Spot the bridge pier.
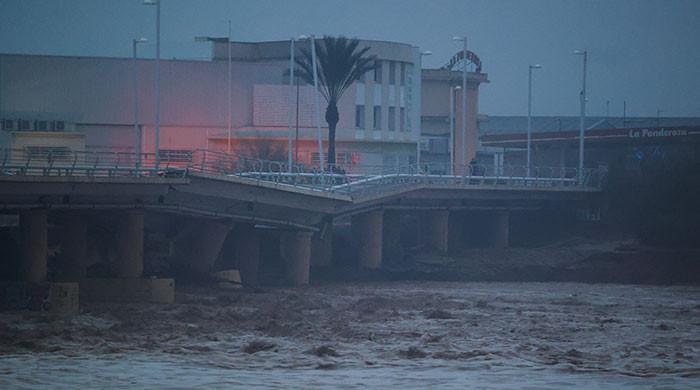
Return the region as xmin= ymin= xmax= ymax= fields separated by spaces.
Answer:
xmin=490 ymin=211 xmax=510 ymax=248
xmin=422 ymin=210 xmax=450 ymax=253
xmin=280 ymin=231 xmax=313 ymax=286
xmin=60 ymin=216 xmax=88 ymax=281
xmin=234 ymin=224 xmax=260 ymax=287
xmin=352 ymin=210 xmax=383 ymax=270
xmin=311 ymin=221 xmax=333 ymax=267
xmin=172 ymin=219 xmax=232 ymax=276
xmin=20 ymin=209 xmax=47 ymax=283
xmin=114 ymin=211 xmax=144 ymax=278
xmin=382 ymin=210 xmax=402 ymax=266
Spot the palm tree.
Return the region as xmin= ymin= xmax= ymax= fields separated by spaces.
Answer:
xmin=295 ymin=36 xmax=376 ymax=169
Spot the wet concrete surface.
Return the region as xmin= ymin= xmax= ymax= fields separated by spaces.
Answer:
xmin=1 ymin=281 xmax=699 ymax=388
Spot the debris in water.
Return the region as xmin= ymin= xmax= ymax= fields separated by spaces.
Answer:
xmin=399 ymin=346 xmax=428 ymax=359
xmin=243 ymin=340 xmax=276 ymax=354
xmin=310 ymin=345 xmax=340 ymax=357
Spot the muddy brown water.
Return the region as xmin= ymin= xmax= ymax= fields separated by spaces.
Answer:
xmin=1 ymin=281 xmax=699 ymax=389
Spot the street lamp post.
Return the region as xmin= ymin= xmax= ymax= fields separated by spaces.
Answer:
xmin=143 ymin=0 xmax=161 ymax=168
xmin=287 ymin=37 xmax=295 ymax=172
xmin=132 ymin=37 xmax=148 ymax=169
xmin=573 ymin=50 xmax=587 ymax=184
xmin=453 ymin=36 xmax=468 ymax=170
xmin=195 ymin=21 xmax=233 ymax=154
xmin=417 ymin=50 xmax=432 ymax=172
xmin=527 ymin=64 xmax=542 ymax=177
xmin=309 ymin=35 xmax=324 ymax=172
xmin=449 ymin=85 xmax=461 ymax=175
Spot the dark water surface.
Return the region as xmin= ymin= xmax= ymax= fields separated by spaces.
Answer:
xmin=1 ymin=282 xmax=699 ymax=389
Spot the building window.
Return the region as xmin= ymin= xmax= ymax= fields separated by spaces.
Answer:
xmin=400 ymin=63 xmax=406 ymax=86
xmin=355 ymin=105 xmax=365 ymax=129
xmin=400 ymin=107 xmax=405 ymax=132
xmin=19 ymin=120 xmax=31 ymax=131
xmin=388 ymin=107 xmax=396 ymax=131
xmin=35 ymin=120 xmax=48 ymax=131
xmin=373 ymin=106 xmax=381 ymax=130
xmin=374 ymin=60 xmax=382 ymax=83
xmin=389 ymin=62 xmax=396 ymax=85
xmin=1 ymin=119 xmax=14 ymax=131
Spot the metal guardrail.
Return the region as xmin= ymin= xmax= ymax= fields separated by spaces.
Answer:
xmin=0 ymin=148 xmax=605 ymax=196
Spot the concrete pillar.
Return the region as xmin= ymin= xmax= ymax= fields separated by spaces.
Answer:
xmin=61 ymin=216 xmax=88 ymax=281
xmin=352 ymin=210 xmax=383 ymax=270
xmin=310 ymin=222 xmax=333 ymax=267
xmin=234 ymin=224 xmax=260 ymax=287
xmin=382 ymin=210 xmax=401 ymax=266
xmin=114 ymin=211 xmax=144 ymax=279
xmin=492 ymin=211 xmax=510 ymax=248
xmin=172 ymin=219 xmax=231 ymax=275
xmin=20 ymin=209 xmax=47 ymax=283
xmin=280 ymin=231 xmax=312 ymax=286
xmin=425 ymin=210 xmax=449 ymax=252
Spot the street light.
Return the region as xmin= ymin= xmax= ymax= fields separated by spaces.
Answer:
xmin=195 ymin=20 xmax=233 ymax=154
xmin=453 ymin=36 xmax=468 ymax=170
xmin=143 ymin=0 xmax=161 ymax=168
xmin=307 ymin=35 xmax=324 ymax=172
xmin=286 ymin=36 xmax=299 ymax=172
xmin=573 ymin=50 xmax=587 ymax=184
xmin=449 ymin=85 xmax=461 ymax=175
xmin=417 ymin=50 xmax=432 ymax=171
xmin=527 ymin=64 xmax=542 ymax=177
xmin=132 ymin=37 xmax=148 ymax=168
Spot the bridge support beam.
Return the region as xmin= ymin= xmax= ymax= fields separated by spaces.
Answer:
xmin=234 ymin=224 xmax=260 ymax=287
xmin=61 ymin=216 xmax=88 ymax=281
xmin=20 ymin=209 xmax=47 ymax=283
xmin=382 ymin=210 xmax=402 ymax=266
xmin=353 ymin=210 xmax=383 ymax=270
xmin=172 ymin=219 xmax=232 ymax=276
xmin=114 ymin=211 xmax=144 ymax=278
xmin=422 ymin=210 xmax=450 ymax=253
xmin=281 ymin=231 xmax=313 ymax=286
xmin=311 ymin=221 xmax=333 ymax=267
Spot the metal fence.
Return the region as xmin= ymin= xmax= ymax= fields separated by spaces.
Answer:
xmin=0 ymin=148 xmax=605 ymax=195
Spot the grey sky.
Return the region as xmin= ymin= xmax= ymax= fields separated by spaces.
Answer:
xmin=1 ymin=0 xmax=699 ymax=117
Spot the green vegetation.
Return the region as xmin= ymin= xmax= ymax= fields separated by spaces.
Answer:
xmin=295 ymin=36 xmax=376 ymax=168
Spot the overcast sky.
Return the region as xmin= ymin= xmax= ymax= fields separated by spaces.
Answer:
xmin=1 ymin=0 xmax=699 ymax=117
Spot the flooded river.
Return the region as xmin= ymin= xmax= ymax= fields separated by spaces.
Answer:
xmin=1 ymin=282 xmax=699 ymax=389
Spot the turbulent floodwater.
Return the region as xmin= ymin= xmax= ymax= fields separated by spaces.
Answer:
xmin=1 ymin=282 xmax=699 ymax=389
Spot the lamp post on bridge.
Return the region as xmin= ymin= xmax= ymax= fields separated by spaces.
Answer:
xmin=453 ymin=36 xmax=468 ymax=170
xmin=526 ymin=64 xmax=542 ymax=177
xmin=416 ymin=50 xmax=432 ymax=172
xmin=143 ymin=0 xmax=161 ymax=168
xmin=573 ymin=49 xmax=588 ymax=184
xmin=195 ymin=20 xmax=233 ymax=154
xmin=449 ymin=85 xmax=461 ymax=175
xmin=132 ymin=37 xmax=148 ymax=169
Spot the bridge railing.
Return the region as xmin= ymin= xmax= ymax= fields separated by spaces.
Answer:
xmin=0 ymin=147 xmax=605 ymax=194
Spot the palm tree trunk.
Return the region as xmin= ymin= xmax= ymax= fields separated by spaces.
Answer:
xmin=325 ymin=100 xmax=339 ymax=170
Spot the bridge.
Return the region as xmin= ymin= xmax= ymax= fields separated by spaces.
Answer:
xmin=0 ymin=148 xmax=604 ymax=305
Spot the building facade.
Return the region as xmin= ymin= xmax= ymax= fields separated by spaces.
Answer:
xmin=479 ymin=116 xmax=700 ymax=171
xmin=0 ymin=39 xmax=425 ymax=172
xmin=420 ymin=51 xmax=488 ymax=174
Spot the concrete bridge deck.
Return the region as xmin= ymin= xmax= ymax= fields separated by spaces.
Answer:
xmin=0 ymin=148 xmax=605 ymax=304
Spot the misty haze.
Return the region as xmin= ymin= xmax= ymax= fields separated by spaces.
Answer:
xmin=0 ymin=0 xmax=699 ymax=389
